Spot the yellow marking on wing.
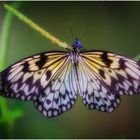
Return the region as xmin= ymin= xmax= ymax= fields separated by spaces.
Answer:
xmin=30 ymin=58 xmax=40 ymax=63
xmin=82 ymin=58 xmax=112 ymax=85
xmin=108 ymin=57 xmax=119 ymax=68
xmin=81 ymin=54 xmax=102 ymax=58
xmin=48 ymin=58 xmax=68 ymax=75
xmin=43 ymin=56 xmax=64 ymax=68
xmin=88 ymin=57 xmax=106 ymax=66
xmin=29 ymin=65 xmax=40 ymax=71
xmin=83 ymin=60 xmax=101 ymax=77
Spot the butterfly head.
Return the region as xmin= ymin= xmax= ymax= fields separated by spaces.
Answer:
xmin=72 ymin=38 xmax=82 ymax=51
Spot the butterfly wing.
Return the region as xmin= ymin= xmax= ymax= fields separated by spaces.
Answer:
xmin=0 ymin=51 xmax=72 ymax=101
xmin=34 ymin=54 xmax=78 ymax=117
xmin=78 ymin=51 xmax=140 ymax=112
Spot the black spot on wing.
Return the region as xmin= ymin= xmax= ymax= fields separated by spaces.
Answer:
xmin=99 ymin=69 xmax=106 ymax=79
xmin=23 ymin=62 xmax=30 ymax=72
xmin=101 ymin=52 xmax=113 ymax=66
xmin=36 ymin=54 xmax=47 ymax=69
xmin=119 ymin=58 xmax=125 ymax=69
xmin=46 ymin=70 xmax=52 ymax=80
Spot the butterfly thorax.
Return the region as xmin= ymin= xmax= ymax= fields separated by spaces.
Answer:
xmin=70 ymin=38 xmax=81 ymax=55
xmin=72 ymin=38 xmax=82 ymax=51
xmin=70 ymin=38 xmax=82 ymax=63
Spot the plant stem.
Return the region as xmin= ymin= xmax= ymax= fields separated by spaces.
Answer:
xmin=4 ymin=4 xmax=69 ymax=50
xmin=0 ymin=3 xmax=20 ymax=71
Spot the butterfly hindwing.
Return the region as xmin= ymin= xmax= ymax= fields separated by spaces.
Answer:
xmin=0 ymin=51 xmax=69 ymax=101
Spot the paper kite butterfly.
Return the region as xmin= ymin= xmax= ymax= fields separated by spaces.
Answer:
xmin=0 ymin=38 xmax=140 ymax=118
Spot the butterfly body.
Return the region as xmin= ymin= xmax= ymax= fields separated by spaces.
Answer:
xmin=73 ymin=38 xmax=83 ymax=50
xmin=0 ymin=39 xmax=140 ymax=117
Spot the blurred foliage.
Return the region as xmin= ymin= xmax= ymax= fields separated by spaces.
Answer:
xmin=0 ymin=2 xmax=23 ymax=138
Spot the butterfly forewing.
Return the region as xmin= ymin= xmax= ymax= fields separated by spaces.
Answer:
xmin=0 ymin=52 xmax=70 ymax=101
xmin=80 ymin=51 xmax=140 ymax=95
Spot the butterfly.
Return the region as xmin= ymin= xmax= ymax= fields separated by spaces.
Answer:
xmin=0 ymin=38 xmax=140 ymax=117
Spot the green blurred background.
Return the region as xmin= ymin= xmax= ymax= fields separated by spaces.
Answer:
xmin=0 ymin=1 xmax=140 ymax=138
